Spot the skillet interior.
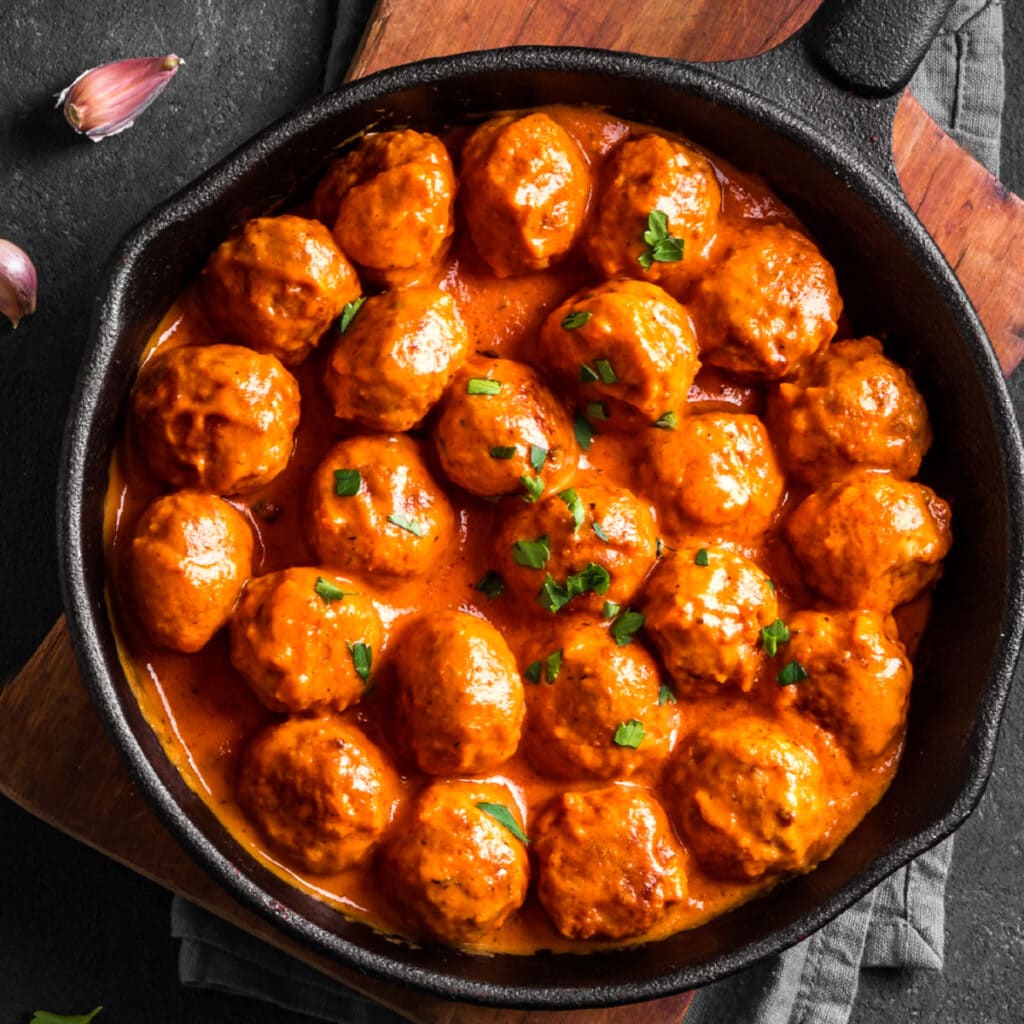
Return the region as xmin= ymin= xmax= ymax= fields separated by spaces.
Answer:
xmin=59 ymin=50 xmax=1024 ymax=1007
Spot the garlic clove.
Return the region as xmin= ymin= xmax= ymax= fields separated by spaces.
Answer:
xmin=0 ymin=240 xmax=38 ymax=329
xmin=57 ymin=55 xmax=183 ymax=142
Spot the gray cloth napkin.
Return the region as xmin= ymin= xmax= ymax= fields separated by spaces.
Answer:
xmin=172 ymin=2 xmax=1005 ymax=1021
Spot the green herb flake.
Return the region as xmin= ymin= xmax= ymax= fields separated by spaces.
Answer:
xmin=31 ymin=1012 xmax=103 ymax=1024
xmin=474 ymin=570 xmax=504 ymax=600
xmin=613 ymin=719 xmax=645 ymax=748
xmin=571 ymin=562 xmax=611 ymax=598
xmin=561 ymin=310 xmax=592 ymax=330
xmin=347 ymin=640 xmax=372 ymax=681
xmin=476 ymin=801 xmax=530 ymax=844
xmin=512 ymin=535 xmax=550 ymax=570
xmin=579 ymin=362 xmax=600 ymax=383
xmin=333 ymin=468 xmax=361 ymax=496
xmin=559 ymin=488 xmax=585 ymax=531
xmin=529 ymin=444 xmax=548 ymax=472
xmin=574 ymin=410 xmax=597 ymax=451
xmin=339 ymin=296 xmax=365 ymax=333
xmin=586 ymin=401 xmax=609 ymax=421
xmin=314 ymin=576 xmax=351 ymax=605
xmin=602 ymin=600 xmax=621 ymax=619
xmin=653 ymin=411 xmax=678 ymax=430
xmin=467 ymin=377 xmax=501 ymax=396
xmin=777 ymin=659 xmax=809 ymax=686
xmin=638 ymin=209 xmax=685 ymax=270
xmin=490 ymin=445 xmax=516 ymax=460
xmin=388 ymin=513 xmax=425 ymax=537
xmin=519 ymin=474 xmax=544 ymax=503
xmin=760 ymin=618 xmax=791 ymax=657
xmin=524 ymin=660 xmax=543 ymax=684
xmin=594 ymin=358 xmax=618 ymax=384
xmin=544 ymin=648 xmax=563 ymax=683
xmin=538 ymin=574 xmax=571 ymax=614
xmin=767 ymin=579 xmax=776 ymax=595
xmin=659 ymin=683 xmax=677 ymax=705
xmin=694 ymin=547 xmax=710 ymax=567
xmin=610 ymin=608 xmax=646 ymax=647
xmin=592 ymin=521 xmax=610 ymax=542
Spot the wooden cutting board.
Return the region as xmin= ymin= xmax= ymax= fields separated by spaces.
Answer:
xmin=2 ymin=2 xmax=1023 ymax=1022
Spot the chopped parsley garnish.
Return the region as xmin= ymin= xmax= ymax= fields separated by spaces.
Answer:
xmin=638 ymin=210 xmax=684 ymax=270
xmin=474 ymin=570 xmax=504 ymax=600
xmin=520 ymin=474 xmax=544 ymax=502
xmin=529 ymin=444 xmax=548 ymax=471
xmin=346 ymin=640 xmax=372 ymax=681
xmin=694 ymin=547 xmax=710 ymax=567
xmin=387 ymin=513 xmax=425 ymax=537
xmin=760 ymin=618 xmax=791 ymax=657
xmin=579 ymin=362 xmax=600 ymax=383
xmin=537 ymin=562 xmax=611 ymax=613
xmin=339 ymin=296 xmax=365 ymax=333
xmin=613 ymin=719 xmax=645 ymax=748
xmin=777 ymin=659 xmax=809 ymax=686
xmin=512 ymin=535 xmax=550 ymax=569
xmin=490 ymin=445 xmax=516 ymax=459
xmin=31 ymin=1012 xmax=104 ymax=1024
xmin=467 ymin=377 xmax=501 ymax=395
xmin=592 ymin=521 xmax=609 ymax=542
xmin=574 ymin=410 xmax=597 ymax=451
xmin=610 ymin=608 xmax=645 ymax=647
xmin=586 ymin=401 xmax=609 ymax=421
xmin=594 ymin=358 xmax=618 ymax=384
xmin=561 ymin=310 xmax=592 ymax=330
xmin=653 ymin=411 xmax=678 ymax=430
xmin=602 ymin=600 xmax=621 ymax=619
xmin=314 ymin=577 xmax=351 ymax=605
xmin=559 ymin=488 xmax=584 ymax=531
xmin=659 ymin=683 xmax=677 ymax=705
xmin=767 ymin=579 xmax=776 ymax=595
xmin=333 ymin=468 xmax=361 ymax=496
xmin=524 ymin=660 xmax=543 ymax=684
xmin=476 ymin=802 xmax=530 ymax=844
xmin=545 ymin=648 xmax=563 ymax=683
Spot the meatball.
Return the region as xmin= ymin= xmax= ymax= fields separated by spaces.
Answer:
xmin=585 ymin=133 xmax=721 ymax=294
xmin=229 ymin=567 xmax=384 ymax=714
xmin=667 ymin=717 xmax=830 ymax=879
xmin=533 ymin=785 xmax=687 ymax=940
xmin=311 ymin=129 xmax=455 ymax=286
xmin=201 ymin=215 xmax=360 ymax=366
xmin=780 ymin=610 xmax=912 ymax=764
xmin=765 ymin=336 xmax=932 ymax=484
xmin=323 ymin=287 xmax=470 ymax=432
xmin=238 ymin=716 xmax=397 ymax=875
xmin=645 ymin=412 xmax=783 ymax=536
xmin=308 ymin=434 xmax=456 ymax=579
xmin=460 ymin=112 xmax=589 ymax=277
xmin=433 ymin=358 xmax=578 ymax=498
xmin=642 ymin=545 xmax=778 ymax=694
xmin=519 ymin=619 xmax=677 ymax=781
xmin=394 ymin=610 xmax=525 ymax=775
xmin=694 ymin=222 xmax=841 ymax=380
xmin=785 ymin=468 xmax=952 ymax=610
xmin=130 ymin=490 xmax=253 ymax=653
xmin=379 ymin=781 xmax=530 ymax=944
xmin=130 ymin=343 xmax=300 ymax=495
xmin=538 ymin=278 xmax=700 ymax=422
xmin=496 ymin=485 xmax=658 ymax=615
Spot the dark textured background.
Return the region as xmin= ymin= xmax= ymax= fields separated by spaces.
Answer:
xmin=1 ymin=2 xmax=1021 ymax=1022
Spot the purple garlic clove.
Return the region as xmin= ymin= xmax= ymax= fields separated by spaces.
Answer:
xmin=0 ymin=240 xmax=38 ymax=329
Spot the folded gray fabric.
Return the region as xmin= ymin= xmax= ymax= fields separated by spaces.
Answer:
xmin=173 ymin=3 xmax=1005 ymax=1022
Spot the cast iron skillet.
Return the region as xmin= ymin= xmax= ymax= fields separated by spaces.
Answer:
xmin=58 ymin=0 xmax=1024 ymax=1009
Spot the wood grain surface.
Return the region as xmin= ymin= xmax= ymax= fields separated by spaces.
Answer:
xmin=2 ymin=1 xmax=1022 ymax=1021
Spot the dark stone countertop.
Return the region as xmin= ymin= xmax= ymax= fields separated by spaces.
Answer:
xmin=1 ymin=2 xmax=1021 ymax=1022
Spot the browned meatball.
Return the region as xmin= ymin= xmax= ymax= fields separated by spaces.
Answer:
xmin=667 ymin=717 xmax=831 ymax=880
xmin=201 ymin=215 xmax=361 ymax=366
xmin=432 ymin=358 xmax=577 ymax=498
xmin=308 ymin=434 xmax=456 ymax=580
xmin=496 ymin=485 xmax=658 ymax=615
xmin=779 ymin=610 xmax=912 ymax=764
xmin=460 ymin=112 xmax=589 ymax=277
xmin=312 ymin=129 xmax=455 ymax=286
xmin=642 ymin=545 xmax=778 ymax=695
xmin=519 ymin=619 xmax=677 ymax=781
xmin=394 ymin=610 xmax=525 ymax=775
xmin=379 ymin=781 xmax=530 ymax=944
xmin=131 ymin=343 xmax=300 ymax=494
xmin=533 ymin=785 xmax=687 ymax=940
xmin=785 ymin=469 xmax=952 ymax=611
xmin=694 ymin=223 xmax=842 ymax=380
xmin=539 ymin=278 xmax=700 ymax=422
xmin=765 ymin=336 xmax=932 ymax=484
xmin=229 ymin=567 xmax=383 ymax=714
xmin=644 ymin=412 xmax=783 ymax=536
xmin=324 ymin=287 xmax=469 ymax=432
xmin=585 ymin=133 xmax=721 ymax=294
xmin=130 ymin=490 xmax=253 ymax=653
xmin=238 ymin=716 xmax=397 ymax=875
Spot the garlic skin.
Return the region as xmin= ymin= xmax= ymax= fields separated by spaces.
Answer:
xmin=57 ymin=55 xmax=182 ymax=141
xmin=0 ymin=240 xmax=37 ymax=329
